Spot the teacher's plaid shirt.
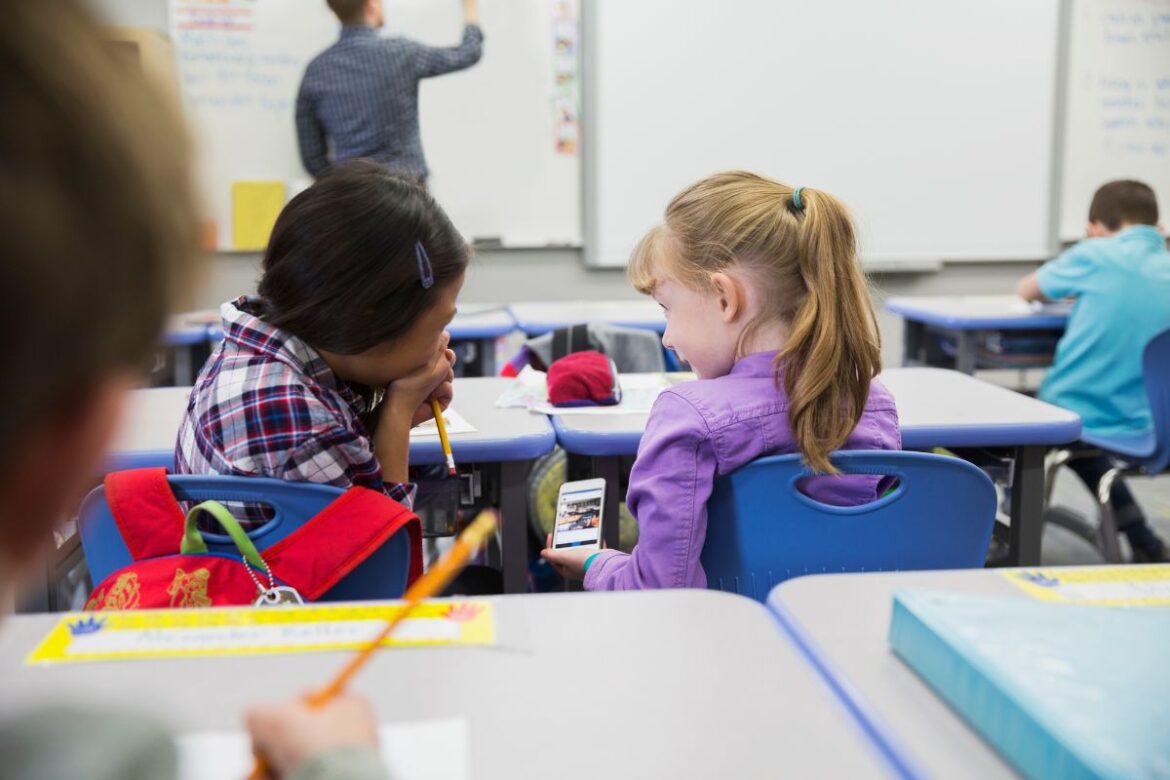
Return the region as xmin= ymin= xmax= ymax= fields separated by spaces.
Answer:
xmin=175 ymin=297 xmax=414 ymax=529
xmin=296 ymin=24 xmax=484 ymax=180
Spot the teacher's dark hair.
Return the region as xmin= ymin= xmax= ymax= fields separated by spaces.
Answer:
xmin=327 ymin=0 xmax=366 ymax=24
xmin=258 ymin=160 xmax=470 ymax=354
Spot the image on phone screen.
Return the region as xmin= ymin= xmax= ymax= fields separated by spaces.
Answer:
xmin=554 ymin=486 xmax=603 ymax=549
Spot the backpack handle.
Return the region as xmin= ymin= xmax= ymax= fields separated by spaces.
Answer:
xmin=181 ymin=500 xmax=267 ymax=570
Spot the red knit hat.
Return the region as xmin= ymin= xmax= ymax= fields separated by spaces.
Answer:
xmin=547 ymin=351 xmax=622 ymax=407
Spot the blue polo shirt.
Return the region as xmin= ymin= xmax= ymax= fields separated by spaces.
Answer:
xmin=1037 ymin=225 xmax=1170 ymax=438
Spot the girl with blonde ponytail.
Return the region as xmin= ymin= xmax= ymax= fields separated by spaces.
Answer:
xmin=543 ymin=171 xmax=901 ymax=590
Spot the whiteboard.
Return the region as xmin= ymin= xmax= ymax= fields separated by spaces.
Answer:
xmin=1060 ymin=0 xmax=1170 ymax=241
xmin=171 ymin=0 xmax=581 ymax=250
xmin=392 ymin=0 xmax=581 ymax=246
xmin=584 ymin=0 xmax=1062 ymax=268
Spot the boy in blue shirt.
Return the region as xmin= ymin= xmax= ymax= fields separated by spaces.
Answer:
xmin=1018 ymin=180 xmax=1170 ymax=562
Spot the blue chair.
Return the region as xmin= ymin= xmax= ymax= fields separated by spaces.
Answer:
xmin=701 ymin=450 xmax=997 ymax=602
xmin=1043 ymin=328 xmax=1170 ymax=562
xmin=78 ymin=475 xmax=413 ymax=601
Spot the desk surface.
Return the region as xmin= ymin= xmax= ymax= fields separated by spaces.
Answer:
xmin=885 ymin=295 xmax=1071 ymax=330
xmin=173 ymin=309 xmax=224 ymax=343
xmin=107 ymin=386 xmax=192 ymax=469
xmin=553 ymin=367 xmax=1082 ymax=455
xmin=162 ymin=314 xmax=214 ymax=347
xmin=767 ymin=567 xmax=1080 ymax=779
xmin=880 ymin=368 xmax=1080 ymax=448
xmin=189 ymin=306 xmax=516 ymax=345
xmin=409 ymin=377 xmax=554 ymax=465
xmin=509 ymin=300 xmax=666 ymax=336
xmin=109 ymin=378 xmax=555 ymax=471
xmin=0 ymin=591 xmax=895 ymax=779
xmin=448 ymin=304 xmax=516 ymax=340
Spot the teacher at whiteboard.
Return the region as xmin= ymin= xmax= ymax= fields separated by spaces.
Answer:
xmin=296 ymin=0 xmax=483 ymax=183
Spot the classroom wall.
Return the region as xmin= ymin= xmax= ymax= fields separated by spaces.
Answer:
xmin=88 ymin=0 xmax=1048 ymax=368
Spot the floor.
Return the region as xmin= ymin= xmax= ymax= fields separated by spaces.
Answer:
xmin=1040 ymin=466 xmax=1170 ymax=565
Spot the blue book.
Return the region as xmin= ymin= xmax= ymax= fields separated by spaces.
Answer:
xmin=888 ymin=590 xmax=1170 ymax=780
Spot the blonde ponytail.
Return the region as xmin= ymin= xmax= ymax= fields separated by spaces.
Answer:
xmin=779 ymin=188 xmax=882 ymax=474
xmin=628 ymin=171 xmax=882 ymax=475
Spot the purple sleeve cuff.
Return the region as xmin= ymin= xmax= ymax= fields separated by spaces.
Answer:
xmin=582 ymin=550 xmax=626 ymax=591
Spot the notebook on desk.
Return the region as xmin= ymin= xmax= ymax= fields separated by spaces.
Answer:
xmin=889 ymin=590 xmax=1170 ymax=780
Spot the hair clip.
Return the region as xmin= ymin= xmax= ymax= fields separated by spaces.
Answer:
xmin=791 ymin=186 xmax=806 ymax=212
xmin=415 ymin=240 xmax=434 ymax=289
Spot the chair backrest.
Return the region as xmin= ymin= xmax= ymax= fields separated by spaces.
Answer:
xmin=1141 ymin=328 xmax=1170 ymax=474
xmin=78 ymin=475 xmax=412 ymax=601
xmin=701 ymin=450 xmax=997 ymax=602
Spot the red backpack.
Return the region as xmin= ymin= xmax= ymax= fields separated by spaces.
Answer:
xmin=84 ymin=469 xmax=422 ymax=610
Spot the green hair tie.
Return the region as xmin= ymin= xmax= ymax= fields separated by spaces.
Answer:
xmin=791 ymin=186 xmax=806 ymax=211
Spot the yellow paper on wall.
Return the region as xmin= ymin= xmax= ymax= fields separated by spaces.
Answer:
xmin=231 ymin=181 xmax=285 ymax=251
xmin=26 ymin=601 xmax=495 ymax=665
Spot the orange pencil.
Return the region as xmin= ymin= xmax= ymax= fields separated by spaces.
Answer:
xmin=248 ymin=510 xmax=498 ymax=779
xmin=431 ymin=398 xmax=457 ymax=477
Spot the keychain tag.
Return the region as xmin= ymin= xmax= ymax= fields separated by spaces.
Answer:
xmin=254 ymin=586 xmax=305 ymax=607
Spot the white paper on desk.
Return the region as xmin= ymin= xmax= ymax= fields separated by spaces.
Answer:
xmin=1009 ymin=298 xmax=1074 ymax=315
xmin=410 ymin=408 xmax=476 ymax=438
xmin=529 ymin=373 xmax=672 ymax=416
xmin=1031 ymin=300 xmax=1073 ymax=315
xmin=176 ymin=717 xmax=470 ymax=780
xmin=494 ymin=365 xmax=548 ymax=409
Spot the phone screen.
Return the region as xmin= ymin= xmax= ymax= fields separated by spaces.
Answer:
xmin=554 ymin=485 xmax=604 ymax=549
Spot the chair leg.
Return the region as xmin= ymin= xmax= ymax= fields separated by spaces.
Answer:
xmin=1044 ymin=448 xmax=1074 ymax=506
xmin=1095 ymin=467 xmax=1125 ymax=563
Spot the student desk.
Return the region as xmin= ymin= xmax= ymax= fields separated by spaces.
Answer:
xmin=108 ymin=380 xmax=554 ymax=594
xmin=886 ymin=295 xmax=1070 ymax=375
xmin=106 ymin=386 xmax=193 ymax=471
xmin=767 ymin=567 xmax=1112 ymax=779
xmin=198 ymin=306 xmax=515 ymax=378
xmin=553 ymin=368 xmax=1081 ymax=566
xmin=0 ymin=591 xmax=904 ymax=779
xmin=448 ymin=304 xmax=516 ymax=376
xmin=161 ymin=314 xmax=217 ymax=386
xmin=509 ymin=300 xmax=665 ymax=337
xmin=408 ymin=378 xmax=556 ymax=593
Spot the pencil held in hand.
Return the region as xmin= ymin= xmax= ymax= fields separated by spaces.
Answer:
xmin=306 ymin=508 xmax=497 ymax=706
xmin=248 ymin=510 xmax=499 ymax=779
xmin=431 ymin=398 xmax=457 ymax=477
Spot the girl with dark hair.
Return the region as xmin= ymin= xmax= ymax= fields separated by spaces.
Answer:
xmin=176 ymin=160 xmax=469 ymax=523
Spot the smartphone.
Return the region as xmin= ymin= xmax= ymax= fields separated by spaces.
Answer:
xmin=552 ymin=478 xmax=606 ymax=550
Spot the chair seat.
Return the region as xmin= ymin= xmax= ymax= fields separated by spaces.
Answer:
xmin=1080 ymin=429 xmax=1157 ymax=461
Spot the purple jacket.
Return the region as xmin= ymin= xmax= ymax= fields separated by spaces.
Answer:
xmin=584 ymin=352 xmax=901 ymax=591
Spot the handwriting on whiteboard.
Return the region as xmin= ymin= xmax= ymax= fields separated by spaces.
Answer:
xmin=172 ymin=1 xmax=303 ymax=115
xmin=1088 ymin=1 xmax=1170 ymax=159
